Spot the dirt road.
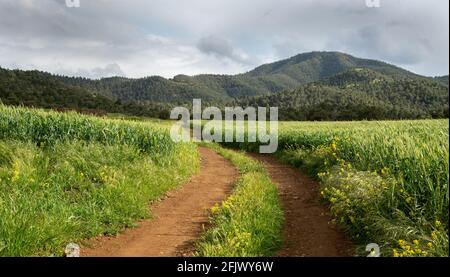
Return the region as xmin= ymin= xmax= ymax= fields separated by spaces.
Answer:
xmin=249 ymin=153 xmax=353 ymax=257
xmin=82 ymin=146 xmax=352 ymax=257
xmin=82 ymin=147 xmax=238 ymax=257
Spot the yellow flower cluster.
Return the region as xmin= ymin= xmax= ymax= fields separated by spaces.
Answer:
xmin=319 ymin=162 xmax=390 ymax=240
xmin=431 ymin=230 xmax=441 ymax=240
xmin=11 ymin=162 xmax=20 ymax=182
xmin=331 ymin=142 xmax=337 ymax=152
xmin=228 ymin=227 xmax=252 ymax=250
xmin=11 ymin=168 xmax=20 ymax=182
xmin=99 ymin=170 xmax=116 ymax=184
xmin=380 ymin=167 xmax=390 ymax=175
xmin=210 ymin=203 xmax=220 ymax=214
xmin=393 ymin=239 xmax=431 ymax=257
xmin=210 ymin=195 xmax=236 ymax=214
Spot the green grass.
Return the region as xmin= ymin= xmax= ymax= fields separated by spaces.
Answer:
xmin=0 ymin=105 xmax=199 ymax=256
xmin=221 ymin=119 xmax=449 ymax=257
xmin=0 ymin=105 xmax=174 ymax=156
xmin=195 ymin=143 xmax=283 ymax=257
xmin=2 ymin=105 xmax=447 ymax=257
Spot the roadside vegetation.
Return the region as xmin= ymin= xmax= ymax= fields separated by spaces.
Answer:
xmin=222 ymin=119 xmax=449 ymax=257
xmin=196 ymin=143 xmax=283 ymax=257
xmin=0 ymin=105 xmax=199 ymax=256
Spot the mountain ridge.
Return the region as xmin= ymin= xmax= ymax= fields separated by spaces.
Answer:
xmin=50 ymin=51 xmax=443 ymax=103
xmin=1 ymin=51 xmax=448 ymax=120
xmin=238 ymin=67 xmax=449 ymax=120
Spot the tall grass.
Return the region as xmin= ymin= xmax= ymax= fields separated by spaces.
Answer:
xmin=0 ymin=105 xmax=174 ymax=156
xmin=221 ymin=119 xmax=449 ymax=256
xmin=278 ymin=120 xmax=449 ymax=223
xmin=0 ymin=105 xmax=199 ymax=256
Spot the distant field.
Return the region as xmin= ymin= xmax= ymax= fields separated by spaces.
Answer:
xmin=0 ymin=105 xmax=199 ymax=256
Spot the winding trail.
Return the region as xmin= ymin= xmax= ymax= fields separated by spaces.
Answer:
xmin=82 ymin=147 xmax=238 ymax=257
xmin=248 ymin=153 xmax=353 ymax=257
xmin=82 ymin=146 xmax=352 ymax=257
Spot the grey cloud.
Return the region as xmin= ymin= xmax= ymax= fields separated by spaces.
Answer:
xmin=197 ymin=35 xmax=251 ymax=64
xmin=266 ymin=0 xmax=448 ymax=76
xmin=0 ymin=0 xmax=448 ymax=78
xmin=198 ymin=36 xmax=234 ymax=59
xmin=57 ymin=63 xmax=125 ymax=79
xmin=86 ymin=63 xmax=125 ymax=79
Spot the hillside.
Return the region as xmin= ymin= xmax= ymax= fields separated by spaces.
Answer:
xmin=1 ymin=51 xmax=448 ymax=120
xmin=56 ymin=51 xmax=429 ymax=104
xmin=434 ymin=75 xmax=449 ymax=87
xmin=244 ymin=51 xmax=421 ymax=84
xmin=238 ymin=68 xmax=449 ymax=120
xmin=0 ymin=68 xmax=170 ymax=118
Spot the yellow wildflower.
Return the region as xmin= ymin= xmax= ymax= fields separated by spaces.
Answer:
xmin=431 ymin=231 xmax=439 ymax=240
xmin=393 ymin=250 xmax=399 ymax=257
xmin=11 ymin=170 xmax=19 ymax=182
xmin=331 ymin=143 xmax=337 ymax=151
xmin=210 ymin=203 xmax=219 ymax=214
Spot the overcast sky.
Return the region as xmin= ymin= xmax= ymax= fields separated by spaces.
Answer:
xmin=0 ymin=0 xmax=448 ymax=78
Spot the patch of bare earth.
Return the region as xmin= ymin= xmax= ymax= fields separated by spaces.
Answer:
xmin=82 ymin=147 xmax=238 ymax=257
xmin=249 ymin=153 xmax=354 ymax=257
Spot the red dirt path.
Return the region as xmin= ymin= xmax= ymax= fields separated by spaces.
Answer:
xmin=82 ymin=147 xmax=238 ymax=257
xmin=249 ymin=153 xmax=354 ymax=257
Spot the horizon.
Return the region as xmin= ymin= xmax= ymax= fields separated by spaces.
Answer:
xmin=0 ymin=0 xmax=448 ymax=79
xmin=1 ymin=50 xmax=448 ymax=81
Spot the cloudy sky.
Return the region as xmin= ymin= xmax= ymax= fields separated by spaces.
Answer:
xmin=0 ymin=0 xmax=448 ymax=78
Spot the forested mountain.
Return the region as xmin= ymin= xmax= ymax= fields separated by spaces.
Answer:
xmin=244 ymin=51 xmax=422 ymax=83
xmin=55 ymin=51 xmax=431 ymax=104
xmin=0 ymin=68 xmax=170 ymax=118
xmin=1 ymin=51 xmax=448 ymax=120
xmin=238 ymin=68 xmax=449 ymax=120
xmin=434 ymin=75 xmax=449 ymax=87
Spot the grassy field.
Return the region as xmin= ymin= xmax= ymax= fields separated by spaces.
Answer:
xmin=221 ymin=119 xmax=449 ymax=257
xmin=0 ymin=105 xmax=176 ymax=155
xmin=196 ymin=143 xmax=283 ymax=257
xmin=0 ymin=105 xmax=199 ymax=256
xmin=1 ymin=104 xmax=448 ymax=257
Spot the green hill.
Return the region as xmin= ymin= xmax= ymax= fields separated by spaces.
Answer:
xmin=0 ymin=68 xmax=170 ymax=118
xmin=239 ymin=68 xmax=449 ymax=120
xmin=56 ymin=51 xmax=428 ymax=104
xmin=245 ymin=51 xmax=421 ymax=83
xmin=434 ymin=75 xmax=449 ymax=87
xmin=1 ymin=51 xmax=448 ymax=120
